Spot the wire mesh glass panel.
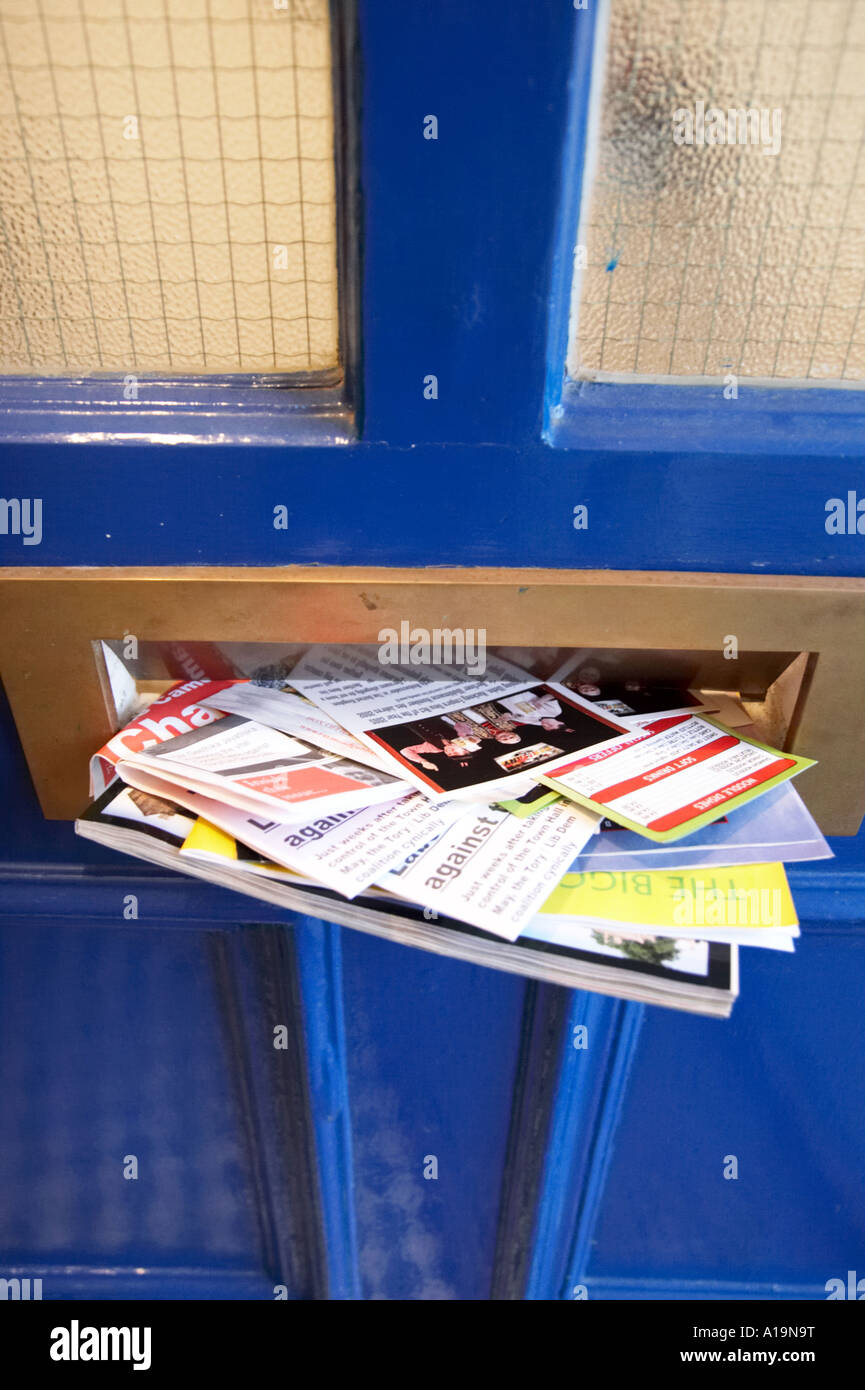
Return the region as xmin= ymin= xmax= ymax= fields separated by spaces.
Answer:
xmin=0 ymin=0 xmax=338 ymax=375
xmin=569 ymin=0 xmax=865 ymax=386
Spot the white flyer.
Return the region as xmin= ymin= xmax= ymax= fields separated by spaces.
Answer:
xmin=117 ymin=762 xmax=462 ymax=898
xmin=197 ymin=681 xmax=393 ymax=774
xmin=378 ymin=799 xmax=600 ymax=940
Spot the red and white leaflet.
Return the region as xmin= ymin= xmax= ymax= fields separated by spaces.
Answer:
xmin=116 ymin=761 xmax=461 ymax=897
xmin=117 ymin=713 xmax=413 ymax=818
xmin=89 ymin=678 xmax=240 ymax=798
xmin=540 ymin=715 xmax=815 ymax=842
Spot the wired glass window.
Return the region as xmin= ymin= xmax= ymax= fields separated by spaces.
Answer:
xmin=570 ymin=0 xmax=865 ymax=387
xmin=0 ymin=0 xmax=338 ymax=375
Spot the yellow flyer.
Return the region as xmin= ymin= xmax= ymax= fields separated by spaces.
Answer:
xmin=539 ymin=862 xmax=797 ymax=932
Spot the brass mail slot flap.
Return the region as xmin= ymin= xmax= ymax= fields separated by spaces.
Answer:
xmin=0 ymin=566 xmax=863 ymax=832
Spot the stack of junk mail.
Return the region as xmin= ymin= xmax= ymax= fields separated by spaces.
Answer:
xmin=77 ymin=645 xmax=831 ymax=1018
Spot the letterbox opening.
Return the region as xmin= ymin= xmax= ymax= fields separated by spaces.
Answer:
xmin=0 ymin=566 xmax=861 ymax=831
xmin=94 ymin=637 xmax=811 ymax=763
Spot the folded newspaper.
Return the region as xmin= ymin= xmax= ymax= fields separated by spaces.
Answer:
xmin=75 ymin=656 xmax=831 ymax=1019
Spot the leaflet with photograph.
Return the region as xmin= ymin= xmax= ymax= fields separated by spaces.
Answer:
xmin=118 ymin=713 xmax=411 ymax=818
xmin=522 ymin=921 xmax=718 ymax=971
xmin=116 ymin=761 xmax=461 ymax=898
xmin=288 ymin=644 xmax=632 ymax=801
xmin=79 ymin=780 xmax=197 ymax=847
xmin=316 ymin=901 xmax=737 ymax=1016
xmin=378 ymin=799 xmax=600 ymax=940
xmin=524 ymin=914 xmax=793 ymax=954
xmin=551 ymin=653 xmax=717 ymax=726
xmin=540 ymin=714 xmax=816 ymax=842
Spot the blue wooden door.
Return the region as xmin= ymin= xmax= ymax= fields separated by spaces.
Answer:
xmin=1 ymin=0 xmax=863 ymax=1303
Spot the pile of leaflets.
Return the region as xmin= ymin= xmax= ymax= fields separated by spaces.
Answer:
xmin=76 ymin=646 xmax=830 ymax=1018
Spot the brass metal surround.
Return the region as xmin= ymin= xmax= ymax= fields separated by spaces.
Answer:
xmin=0 ymin=565 xmax=863 ymax=831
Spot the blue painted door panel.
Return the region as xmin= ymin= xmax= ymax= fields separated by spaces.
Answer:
xmin=0 ymin=920 xmax=273 ymax=1298
xmin=586 ymin=925 xmax=865 ymax=1298
xmin=339 ymin=930 xmax=527 ymax=1300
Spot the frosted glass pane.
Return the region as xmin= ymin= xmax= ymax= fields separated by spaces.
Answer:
xmin=569 ymin=0 xmax=865 ymax=386
xmin=0 ymin=0 xmax=338 ymax=374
